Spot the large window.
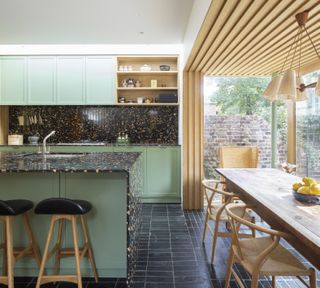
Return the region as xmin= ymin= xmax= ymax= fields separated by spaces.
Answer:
xmin=204 ymin=76 xmax=287 ymax=178
xmin=296 ymin=71 xmax=320 ymax=179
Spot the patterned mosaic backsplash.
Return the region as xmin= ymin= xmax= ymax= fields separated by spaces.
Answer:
xmin=9 ymin=106 xmax=178 ymax=144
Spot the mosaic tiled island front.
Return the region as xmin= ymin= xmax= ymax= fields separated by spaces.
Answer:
xmin=0 ymin=152 xmax=142 ymax=286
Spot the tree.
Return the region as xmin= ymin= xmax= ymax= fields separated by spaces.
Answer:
xmin=210 ymin=77 xmax=270 ymax=115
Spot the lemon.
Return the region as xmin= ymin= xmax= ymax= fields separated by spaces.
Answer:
xmin=302 ymin=177 xmax=316 ymax=186
xmin=297 ymin=186 xmax=311 ymax=195
xmin=310 ymin=184 xmax=320 ymax=196
xmin=292 ymin=182 xmax=303 ymax=191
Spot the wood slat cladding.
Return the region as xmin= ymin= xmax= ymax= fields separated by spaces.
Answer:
xmin=186 ymin=0 xmax=320 ymax=76
xmin=183 ymin=71 xmax=204 ymax=209
xmin=0 ymin=106 xmax=9 ymax=144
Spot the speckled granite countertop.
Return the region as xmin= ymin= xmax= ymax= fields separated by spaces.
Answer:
xmin=0 ymin=152 xmax=141 ymax=173
xmin=0 ymin=143 xmax=181 ymax=147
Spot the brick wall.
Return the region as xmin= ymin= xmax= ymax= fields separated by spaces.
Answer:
xmin=204 ymin=114 xmax=287 ymax=178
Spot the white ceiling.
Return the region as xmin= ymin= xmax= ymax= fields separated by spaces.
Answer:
xmin=0 ymin=0 xmax=194 ymax=44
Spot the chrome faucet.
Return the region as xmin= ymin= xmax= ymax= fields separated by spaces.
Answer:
xmin=42 ymin=131 xmax=56 ymax=157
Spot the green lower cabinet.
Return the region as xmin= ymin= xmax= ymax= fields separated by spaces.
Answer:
xmin=145 ymin=147 xmax=181 ymax=203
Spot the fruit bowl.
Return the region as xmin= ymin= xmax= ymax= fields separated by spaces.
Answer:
xmin=292 ymin=190 xmax=320 ymax=204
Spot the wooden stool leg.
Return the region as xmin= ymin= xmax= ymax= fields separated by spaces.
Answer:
xmin=2 ymin=220 xmax=7 ymax=276
xmin=54 ymin=219 xmax=64 ymax=275
xmin=22 ymin=213 xmax=42 ymax=268
xmin=80 ymin=215 xmax=98 ymax=282
xmin=309 ymin=268 xmax=316 ymax=288
xmin=71 ymin=216 xmax=83 ymax=288
xmin=36 ymin=216 xmax=56 ymax=288
xmin=5 ymin=216 xmax=14 ymax=288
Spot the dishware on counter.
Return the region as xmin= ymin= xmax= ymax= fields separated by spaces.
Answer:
xmin=28 ymin=135 xmax=40 ymax=145
xmin=8 ymin=135 xmax=23 ymax=145
xmin=159 ymin=65 xmax=170 ymax=71
xmin=126 ymin=78 xmax=135 ymax=88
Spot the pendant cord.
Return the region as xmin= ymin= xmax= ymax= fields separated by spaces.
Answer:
xmin=290 ymin=27 xmax=301 ymax=69
xmin=303 ymin=25 xmax=320 ymax=59
xmin=281 ymin=28 xmax=300 ymax=73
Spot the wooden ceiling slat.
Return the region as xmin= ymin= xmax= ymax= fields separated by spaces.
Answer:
xmin=249 ymin=41 xmax=320 ymax=75
xmin=221 ymin=7 xmax=320 ymax=75
xmin=188 ymin=0 xmax=241 ymax=71
xmin=205 ymin=0 xmax=320 ymax=76
xmin=194 ymin=0 xmax=268 ymax=72
xmin=201 ymin=0 xmax=287 ymax=73
xmin=228 ymin=22 xmax=320 ymax=75
xmin=184 ymin=0 xmax=226 ymax=71
xmin=190 ymin=0 xmax=255 ymax=71
xmin=204 ymin=0 xmax=308 ymax=74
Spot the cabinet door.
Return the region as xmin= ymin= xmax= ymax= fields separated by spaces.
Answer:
xmin=86 ymin=57 xmax=116 ymax=104
xmin=27 ymin=57 xmax=56 ymax=104
xmin=0 ymin=57 xmax=26 ymax=104
xmin=57 ymin=56 xmax=85 ymax=104
xmin=146 ymin=147 xmax=181 ymax=201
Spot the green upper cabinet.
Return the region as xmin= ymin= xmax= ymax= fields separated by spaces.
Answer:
xmin=0 ymin=56 xmax=117 ymax=105
xmin=27 ymin=57 xmax=56 ymax=105
xmin=56 ymin=56 xmax=85 ymax=105
xmin=0 ymin=57 xmax=26 ymax=104
xmin=145 ymin=146 xmax=181 ymax=201
xmin=85 ymin=57 xmax=115 ymax=104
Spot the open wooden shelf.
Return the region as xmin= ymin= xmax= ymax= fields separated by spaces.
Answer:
xmin=116 ymin=56 xmax=179 ymax=105
xmin=116 ymin=103 xmax=179 ymax=106
xmin=117 ymin=71 xmax=178 ymax=75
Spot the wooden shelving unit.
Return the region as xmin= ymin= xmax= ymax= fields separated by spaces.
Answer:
xmin=116 ymin=56 xmax=179 ymax=105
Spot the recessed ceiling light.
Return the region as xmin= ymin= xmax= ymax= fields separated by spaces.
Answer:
xmin=139 ymin=32 xmax=144 ymax=35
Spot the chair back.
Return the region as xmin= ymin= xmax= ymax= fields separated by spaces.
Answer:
xmin=202 ymin=180 xmax=235 ymax=215
xmin=225 ymin=203 xmax=289 ymax=263
xmin=219 ymin=146 xmax=259 ymax=168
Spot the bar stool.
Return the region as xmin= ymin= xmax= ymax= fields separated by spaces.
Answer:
xmin=0 ymin=199 xmax=41 ymax=288
xmin=35 ymin=198 xmax=98 ymax=288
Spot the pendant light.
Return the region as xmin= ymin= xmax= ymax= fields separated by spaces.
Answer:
xmin=263 ymin=10 xmax=320 ymax=102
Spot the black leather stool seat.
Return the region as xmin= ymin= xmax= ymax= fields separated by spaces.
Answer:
xmin=0 ymin=199 xmax=33 ymax=216
xmin=35 ymin=198 xmax=92 ymax=215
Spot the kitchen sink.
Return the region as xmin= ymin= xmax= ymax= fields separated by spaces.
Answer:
xmin=23 ymin=153 xmax=85 ymax=160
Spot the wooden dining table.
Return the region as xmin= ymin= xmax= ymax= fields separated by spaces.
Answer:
xmin=216 ymin=168 xmax=320 ymax=270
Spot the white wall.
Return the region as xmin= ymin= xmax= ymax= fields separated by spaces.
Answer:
xmin=182 ymin=0 xmax=211 ymax=68
xmin=0 ymin=44 xmax=183 ymax=55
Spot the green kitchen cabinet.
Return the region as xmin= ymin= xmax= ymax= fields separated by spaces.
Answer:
xmin=56 ymin=56 xmax=85 ymax=104
xmin=27 ymin=57 xmax=56 ymax=104
xmin=85 ymin=57 xmax=116 ymax=104
xmin=0 ymin=57 xmax=27 ymax=104
xmin=145 ymin=147 xmax=181 ymax=202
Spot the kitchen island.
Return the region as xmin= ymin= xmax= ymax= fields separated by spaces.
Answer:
xmin=0 ymin=152 xmax=142 ymax=284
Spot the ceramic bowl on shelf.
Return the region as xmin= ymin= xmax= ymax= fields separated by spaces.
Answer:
xmin=159 ymin=65 xmax=170 ymax=71
xmin=140 ymin=64 xmax=151 ymax=71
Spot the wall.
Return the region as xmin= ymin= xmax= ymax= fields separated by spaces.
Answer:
xmin=182 ymin=0 xmax=212 ymax=67
xmin=9 ymin=106 xmax=179 ymax=144
xmin=204 ymin=114 xmax=287 ymax=178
